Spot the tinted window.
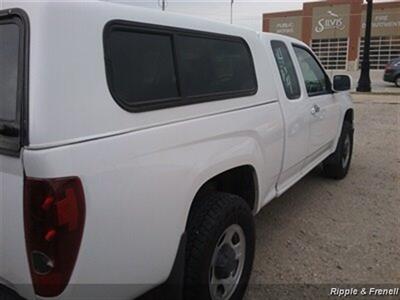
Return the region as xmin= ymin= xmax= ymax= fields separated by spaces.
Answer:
xmin=106 ymin=30 xmax=179 ymax=105
xmin=0 ymin=23 xmax=19 ymax=121
xmin=178 ymin=36 xmax=257 ymax=97
xmin=293 ymin=46 xmax=330 ymax=96
xmin=271 ymin=40 xmax=301 ymax=100
xmin=104 ymin=22 xmax=258 ymax=112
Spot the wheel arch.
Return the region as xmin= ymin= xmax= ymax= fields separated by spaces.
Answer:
xmin=186 ymin=164 xmax=259 ymax=231
xmin=344 ymin=108 xmax=354 ymax=125
xmin=137 ymin=164 xmax=259 ymax=300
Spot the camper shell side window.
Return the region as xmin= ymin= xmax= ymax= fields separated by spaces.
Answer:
xmin=0 ymin=9 xmax=29 ymax=156
xmin=103 ymin=21 xmax=258 ymax=112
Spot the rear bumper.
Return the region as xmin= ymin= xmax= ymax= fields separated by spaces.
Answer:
xmin=0 ymin=285 xmax=25 ymax=300
xmin=383 ymin=73 xmax=395 ymax=82
xmin=383 ymin=70 xmax=399 ymax=83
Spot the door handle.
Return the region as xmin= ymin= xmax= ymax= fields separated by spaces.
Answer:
xmin=311 ymin=104 xmax=320 ymax=115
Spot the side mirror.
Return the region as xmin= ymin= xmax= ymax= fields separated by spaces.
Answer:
xmin=333 ymin=75 xmax=352 ymax=92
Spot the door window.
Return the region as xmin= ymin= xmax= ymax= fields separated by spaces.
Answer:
xmin=293 ymin=45 xmax=331 ymax=96
xmin=271 ymin=40 xmax=301 ymax=100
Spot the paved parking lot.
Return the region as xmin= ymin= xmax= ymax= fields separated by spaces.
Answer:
xmin=246 ymin=94 xmax=400 ymax=299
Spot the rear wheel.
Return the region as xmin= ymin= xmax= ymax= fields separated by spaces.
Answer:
xmin=395 ymin=75 xmax=400 ymax=87
xmin=184 ymin=192 xmax=255 ymax=300
xmin=322 ymin=121 xmax=353 ymax=179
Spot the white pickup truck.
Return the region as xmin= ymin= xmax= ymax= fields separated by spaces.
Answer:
xmin=0 ymin=1 xmax=354 ymax=300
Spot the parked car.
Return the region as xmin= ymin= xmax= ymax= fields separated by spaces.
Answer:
xmin=0 ymin=1 xmax=354 ymax=300
xmin=383 ymin=57 xmax=400 ymax=87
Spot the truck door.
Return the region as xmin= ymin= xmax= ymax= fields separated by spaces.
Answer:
xmin=292 ymin=45 xmax=341 ymax=164
xmin=267 ymin=39 xmax=310 ymax=193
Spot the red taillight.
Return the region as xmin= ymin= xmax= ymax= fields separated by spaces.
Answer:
xmin=24 ymin=177 xmax=85 ymax=297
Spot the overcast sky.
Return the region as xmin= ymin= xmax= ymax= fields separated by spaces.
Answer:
xmin=110 ymin=0 xmax=308 ymax=30
xmin=109 ymin=0 xmax=396 ymax=31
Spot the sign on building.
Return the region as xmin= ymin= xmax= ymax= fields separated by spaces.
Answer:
xmin=312 ymin=4 xmax=350 ymax=39
xmin=269 ymin=16 xmax=302 ymax=39
xmin=362 ymin=7 xmax=400 ymax=36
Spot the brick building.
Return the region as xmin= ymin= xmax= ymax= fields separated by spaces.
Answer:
xmin=263 ymin=0 xmax=400 ymax=70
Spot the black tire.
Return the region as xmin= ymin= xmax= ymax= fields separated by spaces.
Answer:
xmin=184 ymin=192 xmax=255 ymax=300
xmin=0 ymin=286 xmax=24 ymax=300
xmin=395 ymin=75 xmax=400 ymax=87
xmin=323 ymin=121 xmax=353 ymax=180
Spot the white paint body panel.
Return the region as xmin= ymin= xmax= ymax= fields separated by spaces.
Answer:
xmin=0 ymin=154 xmax=36 ymax=300
xmin=0 ymin=2 xmax=353 ymax=299
xmin=22 ymin=104 xmax=284 ymax=299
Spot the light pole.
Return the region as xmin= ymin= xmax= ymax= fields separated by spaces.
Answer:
xmin=230 ymin=0 xmax=234 ymax=24
xmin=357 ymin=0 xmax=373 ymax=92
xmin=159 ymin=0 xmax=166 ymax=11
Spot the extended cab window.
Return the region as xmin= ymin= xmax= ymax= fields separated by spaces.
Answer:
xmin=293 ymin=46 xmax=330 ymax=96
xmin=104 ymin=21 xmax=257 ymax=112
xmin=0 ymin=13 xmax=27 ymax=155
xmin=271 ymin=40 xmax=301 ymax=100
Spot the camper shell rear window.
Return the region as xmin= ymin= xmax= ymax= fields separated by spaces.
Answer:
xmin=0 ymin=9 xmax=29 ymax=156
xmin=103 ymin=21 xmax=258 ymax=112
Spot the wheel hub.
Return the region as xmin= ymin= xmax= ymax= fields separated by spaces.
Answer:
xmin=209 ymin=224 xmax=246 ymax=300
xmin=214 ymin=244 xmax=238 ymax=279
xmin=341 ymin=134 xmax=351 ymax=168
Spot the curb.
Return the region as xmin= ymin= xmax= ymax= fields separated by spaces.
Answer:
xmin=351 ymin=92 xmax=400 ymax=96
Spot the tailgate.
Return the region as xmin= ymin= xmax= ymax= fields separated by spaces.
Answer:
xmin=0 ymin=8 xmax=35 ymax=300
